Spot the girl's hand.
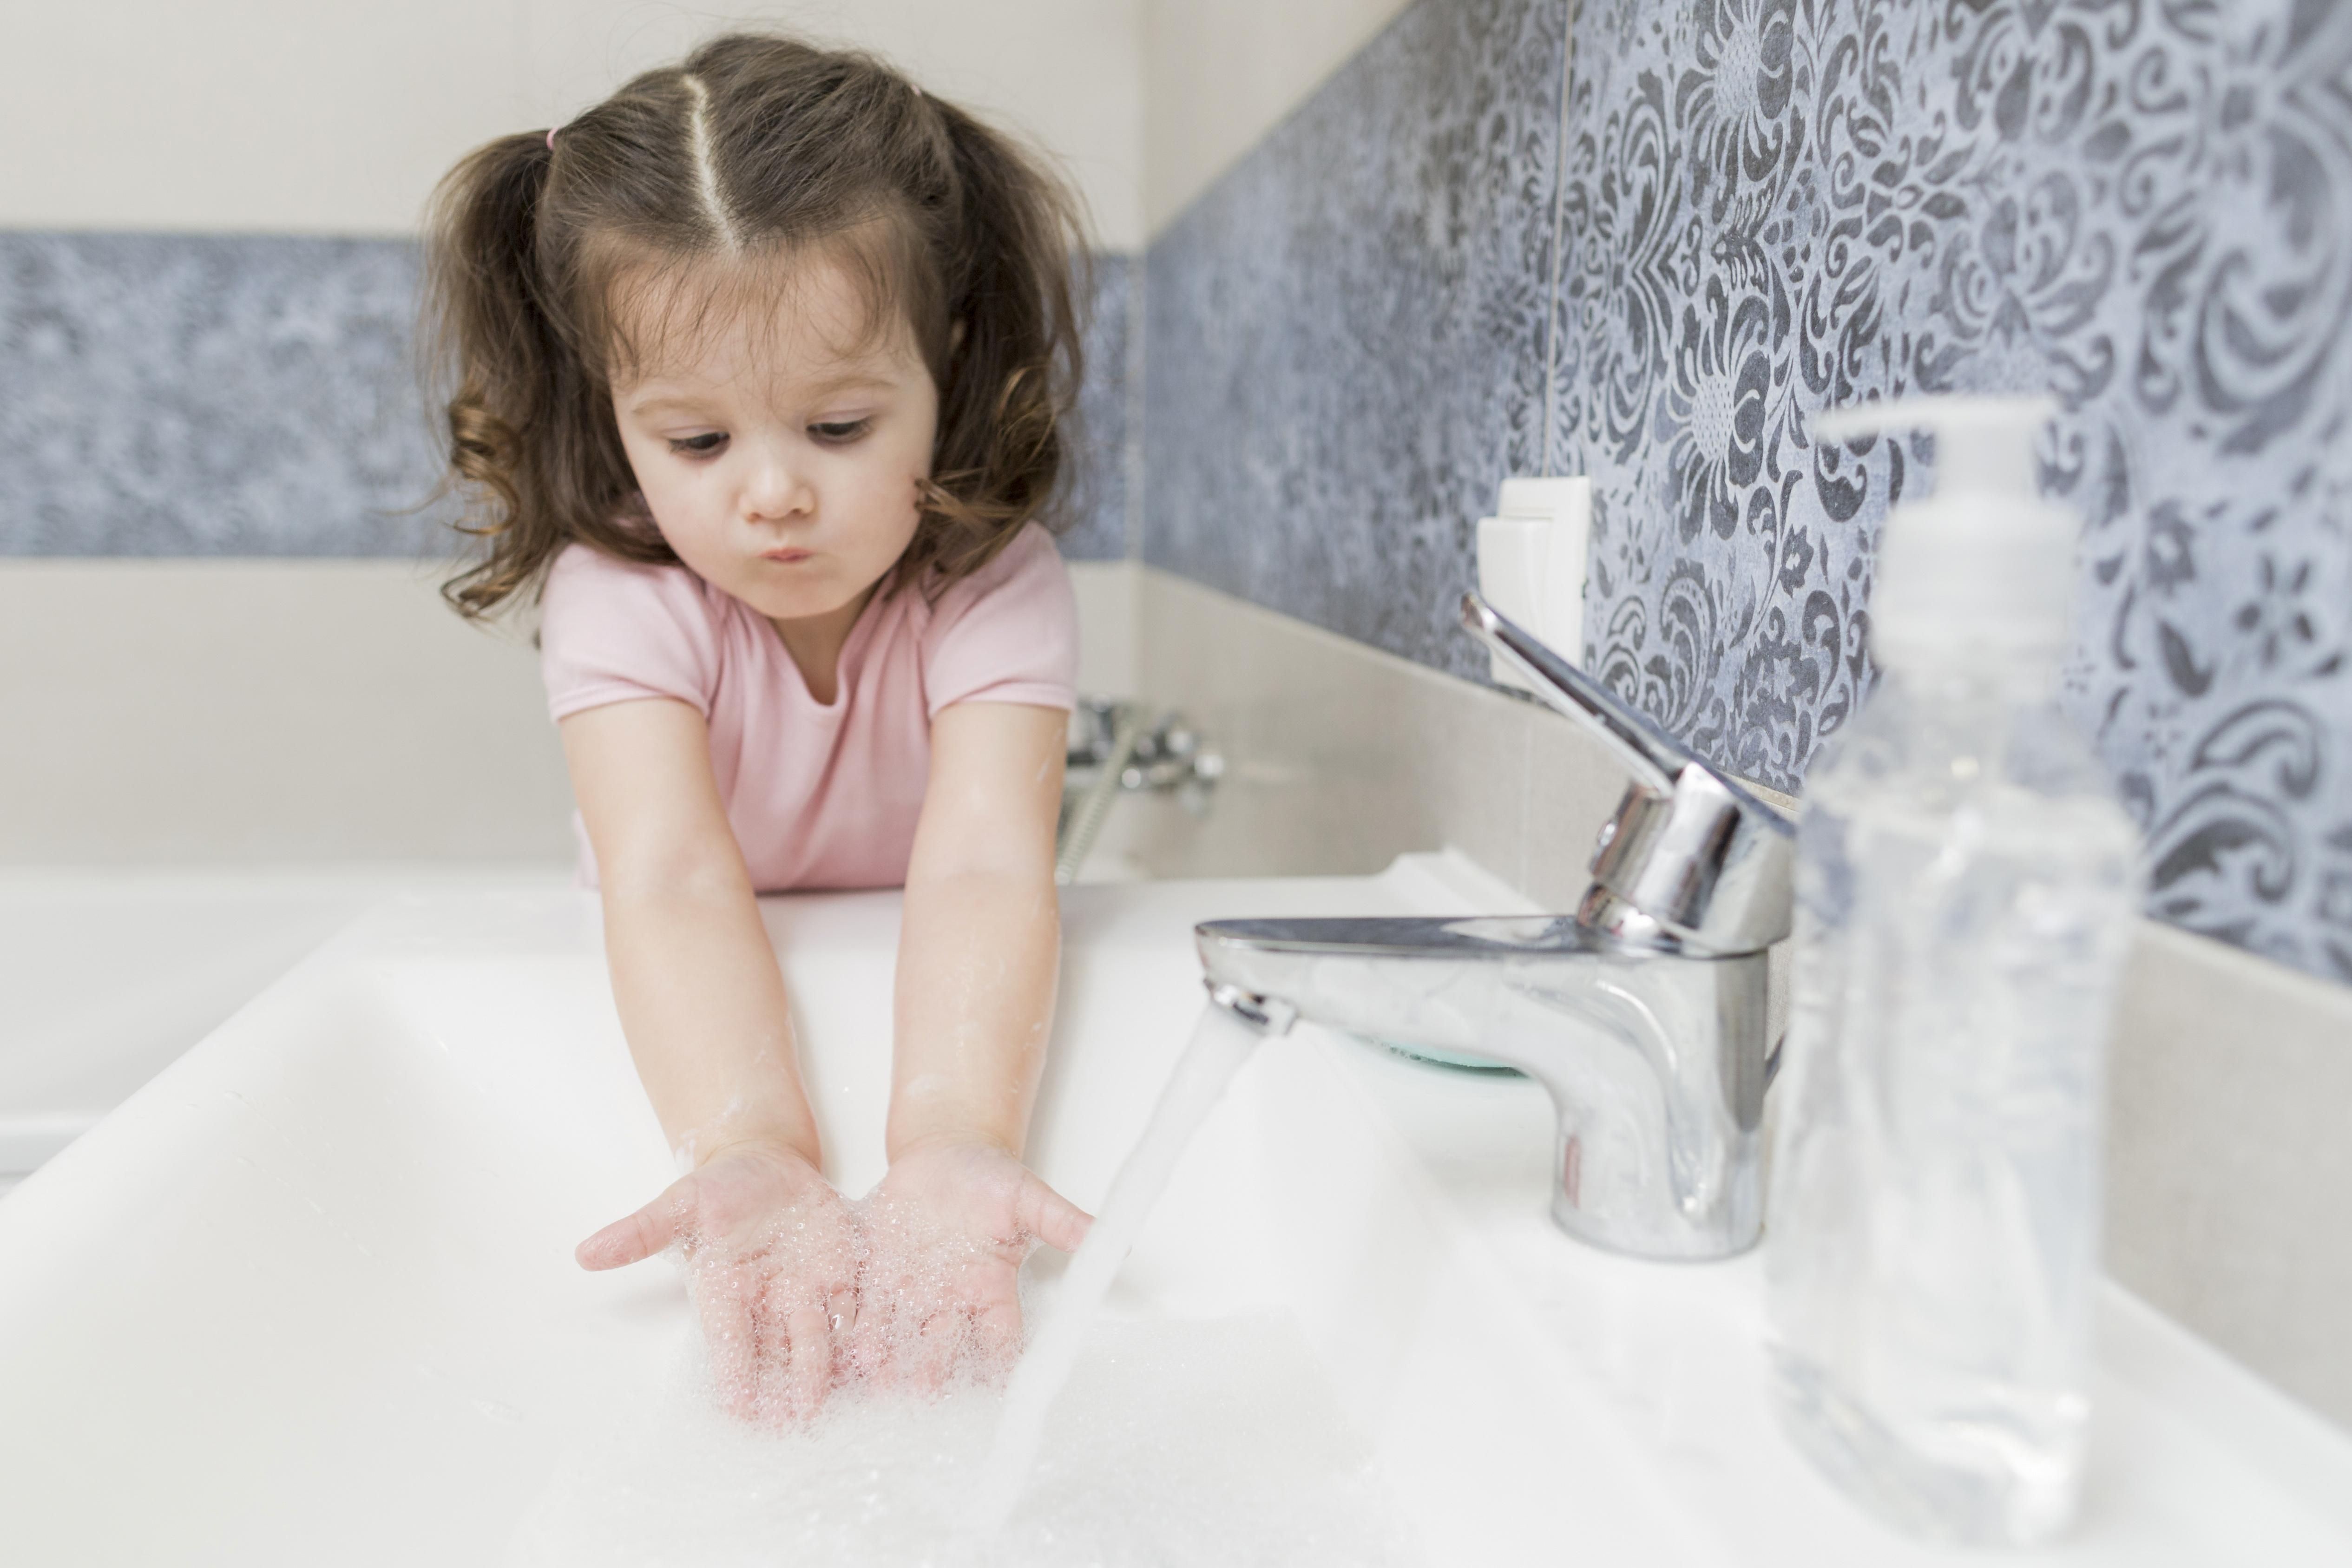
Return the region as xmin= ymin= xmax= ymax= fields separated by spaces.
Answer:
xmin=578 ymin=1140 xmax=860 ymax=1426
xmin=846 ymin=1139 xmax=1091 ymax=1391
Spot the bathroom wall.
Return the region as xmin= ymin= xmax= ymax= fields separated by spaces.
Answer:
xmin=1140 ymin=0 xmax=1419 ymax=233
xmin=0 ymin=235 xmax=1134 ymax=561
xmin=0 ymin=1 xmax=1146 ymax=861
xmin=1137 ymin=0 xmax=2352 ymax=1427
xmin=1144 ymin=0 xmax=2352 ymax=992
xmin=0 ymin=0 xmax=1144 ymax=563
xmin=0 ymin=0 xmax=1145 ymax=244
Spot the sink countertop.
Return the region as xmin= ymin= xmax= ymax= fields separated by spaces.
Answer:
xmin=0 ymin=853 xmax=2343 ymax=1566
xmin=1324 ymin=851 xmax=2352 ymax=1567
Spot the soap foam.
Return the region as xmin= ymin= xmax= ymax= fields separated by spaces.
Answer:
xmin=507 ymin=1311 xmax=1424 ymax=1568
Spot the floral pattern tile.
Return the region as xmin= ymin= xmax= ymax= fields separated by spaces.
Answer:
xmin=1143 ymin=0 xmax=1570 ymax=677
xmin=1555 ymin=0 xmax=2352 ymax=979
xmin=1146 ymin=0 xmax=2352 ymax=984
xmin=0 ymin=235 xmax=1134 ymax=561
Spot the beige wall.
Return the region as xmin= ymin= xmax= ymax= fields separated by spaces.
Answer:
xmin=0 ymin=558 xmax=1140 ymax=865
xmin=0 ymin=561 xmax=572 ymax=863
xmin=0 ymin=0 xmax=1146 ymax=249
xmin=0 ymin=0 xmax=1435 ymax=247
xmin=1142 ymin=0 xmax=1415 ymax=234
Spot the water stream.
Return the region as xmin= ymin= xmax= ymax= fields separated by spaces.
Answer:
xmin=508 ymin=1003 xmax=1424 ymax=1566
xmin=966 ymin=1002 xmax=1263 ymax=1536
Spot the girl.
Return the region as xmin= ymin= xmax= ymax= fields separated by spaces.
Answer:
xmin=418 ymin=32 xmax=1093 ymax=1427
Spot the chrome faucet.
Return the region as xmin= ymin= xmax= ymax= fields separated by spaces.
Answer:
xmin=1196 ymin=592 xmax=1795 ymax=1261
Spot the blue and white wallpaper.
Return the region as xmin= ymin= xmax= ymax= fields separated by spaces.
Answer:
xmin=1147 ymin=0 xmax=2352 ymax=985
xmin=1145 ymin=0 xmax=1568 ymax=658
xmin=1556 ymin=0 xmax=2352 ymax=981
xmin=0 ymin=235 xmax=1134 ymax=560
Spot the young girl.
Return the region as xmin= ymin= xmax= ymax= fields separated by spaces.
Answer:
xmin=419 ymin=32 xmax=1093 ymax=1427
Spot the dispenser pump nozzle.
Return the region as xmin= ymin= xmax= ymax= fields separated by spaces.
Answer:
xmin=1813 ymin=394 xmax=2077 ymax=669
xmin=1813 ymin=394 xmax=2055 ymax=497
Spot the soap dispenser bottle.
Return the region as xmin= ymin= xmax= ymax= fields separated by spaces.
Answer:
xmin=1765 ymin=395 xmax=2143 ymax=1546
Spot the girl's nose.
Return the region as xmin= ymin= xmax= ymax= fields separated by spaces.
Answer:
xmin=742 ymin=451 xmax=815 ymax=523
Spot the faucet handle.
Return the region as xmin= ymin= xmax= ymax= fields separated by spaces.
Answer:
xmin=1460 ymin=591 xmax=1794 ymax=955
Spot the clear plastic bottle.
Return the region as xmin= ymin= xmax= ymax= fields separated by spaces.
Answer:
xmin=1765 ymin=397 xmax=2143 ymax=1547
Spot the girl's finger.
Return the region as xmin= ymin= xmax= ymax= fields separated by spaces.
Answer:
xmin=1015 ymin=1174 xmax=1093 ymax=1255
xmin=782 ymin=1299 xmax=834 ymax=1419
xmin=845 ymin=1285 xmax=895 ymax=1382
xmin=969 ymin=1292 xmax=1024 ymax=1375
xmin=697 ymin=1266 xmax=762 ymax=1421
xmin=826 ymin=1286 xmax=858 ymax=1340
xmin=575 ymin=1176 xmax=696 ymax=1270
xmin=910 ymin=1307 xmax=962 ymax=1392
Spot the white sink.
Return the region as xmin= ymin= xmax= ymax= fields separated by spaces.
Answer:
xmin=0 ymin=856 xmax=2346 ymax=1565
xmin=0 ymin=866 xmax=566 ymax=1186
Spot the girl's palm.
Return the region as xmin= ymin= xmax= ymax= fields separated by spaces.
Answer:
xmin=578 ymin=1142 xmax=860 ymax=1425
xmin=846 ymin=1141 xmax=1091 ymax=1390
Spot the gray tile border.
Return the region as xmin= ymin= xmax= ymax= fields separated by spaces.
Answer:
xmin=0 ymin=234 xmax=1134 ymax=563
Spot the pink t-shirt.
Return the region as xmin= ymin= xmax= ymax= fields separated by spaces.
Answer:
xmin=538 ymin=522 xmax=1077 ymax=892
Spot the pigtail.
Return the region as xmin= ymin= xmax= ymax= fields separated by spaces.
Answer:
xmin=419 ymin=130 xmax=660 ymax=620
xmin=415 ymin=31 xmax=1092 ymax=617
xmin=906 ymin=98 xmax=1087 ymax=588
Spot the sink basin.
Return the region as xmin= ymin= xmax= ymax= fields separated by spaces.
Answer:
xmin=0 ymin=867 xmax=566 ymax=1188
xmin=1 ymin=856 xmax=2347 ymax=1564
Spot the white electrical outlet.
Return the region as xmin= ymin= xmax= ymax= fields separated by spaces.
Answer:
xmin=1475 ymin=476 xmax=1591 ymax=691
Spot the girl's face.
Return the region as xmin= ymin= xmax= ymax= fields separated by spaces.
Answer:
xmin=607 ymin=249 xmax=939 ymax=628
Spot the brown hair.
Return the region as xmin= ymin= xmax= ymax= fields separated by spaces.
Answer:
xmin=417 ymin=31 xmax=1087 ymax=618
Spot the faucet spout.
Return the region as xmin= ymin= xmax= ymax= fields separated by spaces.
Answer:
xmin=1204 ymin=980 xmax=1298 ymax=1036
xmin=1196 ymin=916 xmax=1770 ymax=1260
xmin=1187 ymin=590 xmax=1789 ymax=1263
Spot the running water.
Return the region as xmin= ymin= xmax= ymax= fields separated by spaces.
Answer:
xmin=967 ymin=1003 xmax=1264 ymax=1537
xmin=507 ymin=1001 xmax=1426 ymax=1566
xmin=506 ymin=1310 xmax=1420 ymax=1568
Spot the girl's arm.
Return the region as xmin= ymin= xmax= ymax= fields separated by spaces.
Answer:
xmin=889 ymin=698 xmax=1070 ymax=1160
xmin=560 ymin=695 xmax=857 ymax=1425
xmin=851 ymin=698 xmax=1092 ymax=1386
xmin=562 ymin=696 xmax=818 ymax=1170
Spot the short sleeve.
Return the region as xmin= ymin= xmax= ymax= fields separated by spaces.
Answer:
xmin=538 ymin=543 xmax=724 ymax=722
xmin=920 ymin=523 xmax=1079 ymax=718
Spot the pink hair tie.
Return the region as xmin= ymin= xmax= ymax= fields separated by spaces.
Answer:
xmin=545 ymin=126 xmax=558 ymax=151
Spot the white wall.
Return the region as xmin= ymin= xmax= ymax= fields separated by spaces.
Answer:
xmin=0 ymin=0 xmax=1146 ymax=249
xmin=1141 ymin=0 xmax=1413 ymax=235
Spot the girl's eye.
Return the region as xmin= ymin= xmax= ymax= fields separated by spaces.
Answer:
xmin=667 ymin=433 xmax=727 ymax=457
xmin=809 ymin=419 xmax=871 ymax=443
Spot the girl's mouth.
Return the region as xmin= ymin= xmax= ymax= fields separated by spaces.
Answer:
xmin=761 ymin=548 xmax=815 ymax=564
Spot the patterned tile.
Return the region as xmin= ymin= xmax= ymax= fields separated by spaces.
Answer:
xmin=0 ymin=234 xmax=451 ymax=556
xmin=1060 ymin=250 xmax=1135 ymax=561
xmin=0 ymin=234 xmax=1134 ymax=561
xmin=1143 ymin=0 xmax=1572 ymax=678
xmin=1146 ymin=0 xmax=2352 ymax=984
xmin=1554 ymin=0 xmax=2352 ymax=980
